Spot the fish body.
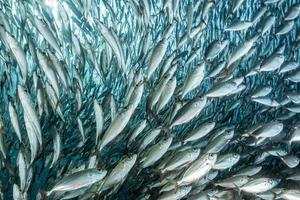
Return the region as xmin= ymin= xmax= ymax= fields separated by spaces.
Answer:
xmin=47 ymin=169 xmax=107 ymax=196
xmin=241 ymin=178 xmax=280 ymax=194
xmin=171 ymin=96 xmax=207 ymax=127
xmin=177 ymin=153 xmax=217 ymax=185
xmin=0 ymin=1 xmax=299 ymax=199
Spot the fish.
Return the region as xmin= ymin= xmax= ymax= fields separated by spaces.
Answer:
xmin=286 ymin=172 xmax=300 ymax=181
xmin=170 ymin=96 xmax=207 ymax=127
xmin=230 ymin=0 xmax=246 ymax=15
xmin=183 ymin=122 xmax=216 ymax=144
xmin=206 ymin=81 xmax=237 ymax=97
xmin=138 ymin=128 xmax=162 ymax=152
xmin=226 ymin=35 xmax=259 ymax=68
xmin=284 ymin=4 xmax=300 ymax=21
xmin=215 ymin=175 xmax=249 ymax=189
xmin=204 ymin=40 xmax=229 ymax=61
xmin=278 ymin=189 xmax=300 ymax=200
xmin=127 ymin=119 xmax=148 ymax=145
xmin=94 ymin=99 xmax=104 ymax=146
xmin=156 ymin=76 xmax=176 ymax=113
xmin=17 ymin=149 xmax=27 ymax=191
xmin=0 ymin=27 xmax=28 ymax=83
xmin=158 ymin=186 xmax=192 ymax=200
xmin=96 ymin=21 xmax=126 ymax=72
xmin=180 ymin=63 xmax=205 ymax=99
xmin=225 ymin=21 xmax=253 ymax=32
xmin=8 ymin=101 xmax=22 ymax=142
xmin=276 ymin=20 xmax=295 ymax=35
xmin=0 ymin=0 xmax=299 ymax=199
xmin=177 ymin=153 xmax=217 ymax=185
xmin=279 ymin=61 xmax=299 ymax=74
xmin=213 ymin=153 xmax=240 ymax=170
xmin=203 ymin=130 xmax=234 ymax=153
xmin=280 ymin=155 xmax=300 ymax=168
xmin=240 ymin=178 xmax=280 ymax=194
xmin=47 ymin=169 xmax=107 ymax=196
xmin=32 ymin=16 xmax=63 ymax=58
xmin=99 ymin=104 xmax=136 ymax=151
xmin=260 ymin=15 xmax=276 ymax=36
xmin=161 ymin=148 xmax=200 ymax=173
xmin=141 ymin=137 xmax=173 ymax=169
xmin=101 ymin=154 xmax=137 ymax=192
xmin=251 ymin=86 xmax=273 ymax=98
xmin=50 ymin=128 xmax=61 ymax=168
xmin=251 ymin=121 xmax=283 ymax=139
xmin=233 ymin=166 xmax=262 ymax=177
xmin=146 ymin=38 xmax=169 ymax=79
xmin=259 ymin=53 xmax=285 ymax=72
xmin=251 ymin=6 xmax=268 ymax=24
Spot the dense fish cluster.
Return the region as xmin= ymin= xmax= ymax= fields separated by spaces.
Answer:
xmin=0 ymin=0 xmax=300 ymax=199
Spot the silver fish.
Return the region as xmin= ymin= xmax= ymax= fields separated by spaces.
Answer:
xmin=47 ymin=169 xmax=107 ymax=196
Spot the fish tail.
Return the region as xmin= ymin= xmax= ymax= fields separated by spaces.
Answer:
xmin=175 ymin=95 xmax=184 ymax=104
xmin=270 ymin=32 xmax=277 ymax=40
xmin=227 ymin=13 xmax=233 ymax=21
xmin=210 ymin=0 xmax=216 ymax=4
xmin=166 ymin=178 xmax=179 ymax=191
xmin=281 ymin=140 xmax=292 ymax=152
xmin=161 ymin=124 xmax=171 ymax=134
xmin=136 ymin=168 xmax=143 ymax=176
xmin=201 ymin=18 xmax=208 ymax=27
xmin=39 ymin=189 xmax=50 ymax=198
xmin=233 ymin=182 xmax=242 ymax=196
xmin=145 ymin=111 xmax=153 ymax=127
xmin=94 ymin=147 xmax=101 ymax=158
xmin=271 ymin=191 xmax=279 ymax=200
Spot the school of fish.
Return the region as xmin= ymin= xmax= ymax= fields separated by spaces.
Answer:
xmin=0 ymin=0 xmax=300 ymax=199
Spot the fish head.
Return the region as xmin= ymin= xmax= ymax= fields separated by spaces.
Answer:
xmin=266 ymin=178 xmax=280 ymax=188
xmin=182 ymin=185 xmax=192 ymax=193
xmin=163 ymin=137 xmax=173 ymax=145
xmin=222 ymin=39 xmax=230 ymax=47
xmin=88 ymin=169 xmax=107 ymax=181
xmin=0 ymin=113 xmax=3 ymax=129
xmin=195 ymin=96 xmax=207 ymax=106
xmin=127 ymin=154 xmax=138 ymax=163
xmin=232 ymin=153 xmax=240 ymax=161
xmin=207 ymin=188 xmax=219 ymax=196
xmin=123 ymin=103 xmax=135 ymax=112
xmin=238 ymin=176 xmax=250 ymax=185
xmin=250 ymin=35 xmax=260 ymax=44
xmin=207 ymin=170 xmax=219 ymax=179
xmin=207 ymin=153 xmax=217 ymax=163
xmin=224 ymin=130 xmax=234 ymax=139
xmin=192 ymin=148 xmax=201 ymax=155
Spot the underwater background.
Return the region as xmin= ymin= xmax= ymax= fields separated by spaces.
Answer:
xmin=0 ymin=0 xmax=300 ymax=199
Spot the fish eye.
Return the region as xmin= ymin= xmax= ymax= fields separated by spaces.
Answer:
xmin=208 ymin=154 xmax=214 ymax=160
xmin=268 ymin=179 xmax=273 ymax=184
xmin=233 ymin=153 xmax=238 ymax=158
xmin=183 ymin=185 xmax=190 ymax=190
